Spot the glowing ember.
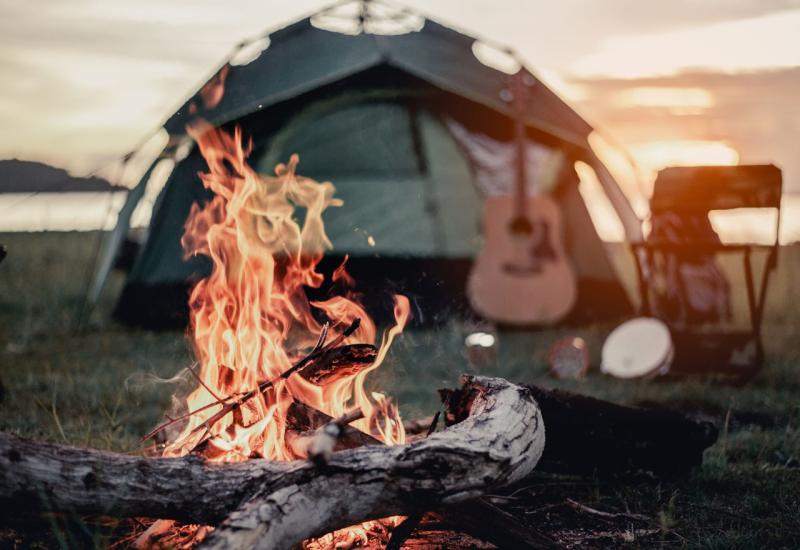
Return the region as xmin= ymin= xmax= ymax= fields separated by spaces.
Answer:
xmin=153 ymin=121 xmax=409 ymax=545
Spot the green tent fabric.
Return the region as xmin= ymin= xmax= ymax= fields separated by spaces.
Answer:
xmin=113 ymin=9 xmax=638 ymax=328
xmin=163 ymin=18 xmax=592 ymax=147
xmin=256 ymin=97 xmax=481 ymax=257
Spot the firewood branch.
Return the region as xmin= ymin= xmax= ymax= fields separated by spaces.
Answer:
xmin=0 ymin=375 xmax=544 ymax=550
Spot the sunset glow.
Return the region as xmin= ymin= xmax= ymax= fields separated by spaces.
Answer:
xmin=614 ymin=87 xmax=714 ymax=114
xmin=629 ymin=140 xmax=740 ymax=184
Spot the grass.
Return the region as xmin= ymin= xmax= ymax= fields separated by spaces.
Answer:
xmin=0 ymin=231 xmax=799 ymax=548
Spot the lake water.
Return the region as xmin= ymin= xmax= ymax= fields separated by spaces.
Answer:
xmin=0 ymin=191 xmax=798 ymax=244
xmin=0 ymin=192 xmax=148 ymax=232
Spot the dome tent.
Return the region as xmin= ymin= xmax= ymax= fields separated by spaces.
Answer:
xmin=101 ymin=0 xmax=641 ymax=329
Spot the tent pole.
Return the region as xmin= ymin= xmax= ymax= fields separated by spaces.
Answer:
xmin=80 ymin=148 xmax=170 ymax=327
xmin=591 ymin=159 xmax=643 ymax=242
xmin=76 ymin=156 xmax=131 ymax=329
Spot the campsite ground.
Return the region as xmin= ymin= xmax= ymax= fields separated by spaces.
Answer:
xmin=1 ymin=231 xmax=799 ymax=548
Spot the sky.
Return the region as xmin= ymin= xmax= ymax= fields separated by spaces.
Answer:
xmin=1 ymin=0 xmax=799 ymax=202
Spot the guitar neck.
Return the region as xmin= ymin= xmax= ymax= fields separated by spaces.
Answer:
xmin=511 ymin=72 xmax=533 ymax=219
xmin=514 ymin=114 xmax=528 ymax=214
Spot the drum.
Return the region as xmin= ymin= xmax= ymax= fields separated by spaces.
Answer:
xmin=601 ymin=318 xmax=673 ymax=379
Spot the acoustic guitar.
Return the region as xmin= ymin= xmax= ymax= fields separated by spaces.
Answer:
xmin=467 ymin=72 xmax=577 ymax=325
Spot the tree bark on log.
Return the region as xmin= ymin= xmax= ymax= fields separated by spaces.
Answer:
xmin=0 ymin=433 xmax=297 ymax=525
xmin=0 ymin=375 xmax=544 ymax=550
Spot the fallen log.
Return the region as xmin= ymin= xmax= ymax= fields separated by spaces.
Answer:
xmin=0 ymin=433 xmax=284 ymax=525
xmin=432 ymin=384 xmax=717 ymax=478
xmin=526 ymin=386 xmax=718 ymax=477
xmin=288 ymin=404 xmax=554 ymax=550
xmin=0 ymin=375 xmax=544 ymax=550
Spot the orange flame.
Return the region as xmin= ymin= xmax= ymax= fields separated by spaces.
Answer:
xmin=163 ymin=121 xmax=409 ymax=465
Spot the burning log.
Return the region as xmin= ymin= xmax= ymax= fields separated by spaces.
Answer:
xmin=0 ymin=375 xmax=545 ymax=549
xmin=295 ymin=343 xmax=377 ymax=385
xmin=201 ymin=375 xmax=543 ymax=549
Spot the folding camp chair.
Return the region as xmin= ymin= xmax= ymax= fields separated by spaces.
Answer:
xmin=630 ymin=165 xmax=782 ymax=380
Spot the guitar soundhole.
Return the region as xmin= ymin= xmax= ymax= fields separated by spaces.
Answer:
xmin=502 ymin=220 xmax=558 ymax=276
xmin=509 ymin=216 xmax=534 ymax=236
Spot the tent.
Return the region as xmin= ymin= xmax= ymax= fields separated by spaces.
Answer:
xmin=98 ymin=1 xmax=642 ymax=329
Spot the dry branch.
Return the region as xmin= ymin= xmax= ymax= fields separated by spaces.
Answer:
xmin=441 ymin=500 xmax=558 ymax=549
xmin=181 ymin=343 xmax=376 ymax=453
xmin=0 ymin=375 xmax=544 ymax=550
xmin=141 ymin=319 xmax=365 ymax=445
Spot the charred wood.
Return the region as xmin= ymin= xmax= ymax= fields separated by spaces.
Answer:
xmin=141 ymin=319 xmax=366 ymax=445
xmin=286 ymin=407 xmax=371 ymax=465
xmin=295 ymin=343 xmax=377 ymax=385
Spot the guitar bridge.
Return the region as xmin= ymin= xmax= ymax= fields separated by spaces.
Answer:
xmin=502 ymin=262 xmax=543 ymax=276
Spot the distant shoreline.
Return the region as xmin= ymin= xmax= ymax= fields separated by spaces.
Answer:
xmin=0 ymin=158 xmax=124 ymax=194
xmin=1 ymin=192 xmax=798 ymax=245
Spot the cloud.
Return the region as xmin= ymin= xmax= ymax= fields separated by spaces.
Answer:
xmin=570 ymin=9 xmax=800 ymax=78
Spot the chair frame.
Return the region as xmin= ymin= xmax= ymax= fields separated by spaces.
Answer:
xmin=630 ymin=166 xmax=782 ymax=380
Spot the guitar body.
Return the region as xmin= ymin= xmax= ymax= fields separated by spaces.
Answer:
xmin=467 ymin=195 xmax=578 ymax=325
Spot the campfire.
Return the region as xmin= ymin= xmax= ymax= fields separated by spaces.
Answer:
xmin=137 ymin=122 xmax=414 ymax=546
